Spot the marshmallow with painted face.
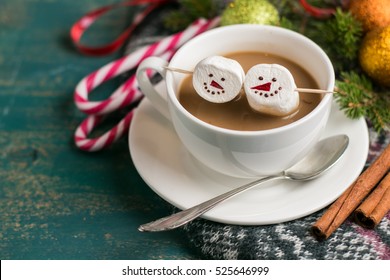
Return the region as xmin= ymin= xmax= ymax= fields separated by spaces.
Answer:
xmin=244 ymin=64 xmax=299 ymax=117
xmin=192 ymin=56 xmax=245 ymax=103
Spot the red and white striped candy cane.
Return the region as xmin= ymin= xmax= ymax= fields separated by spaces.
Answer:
xmin=74 ymin=49 xmax=175 ymax=152
xmin=74 ymin=17 xmax=220 ymax=152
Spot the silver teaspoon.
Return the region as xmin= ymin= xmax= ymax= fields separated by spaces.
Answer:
xmin=139 ymin=134 xmax=349 ymax=232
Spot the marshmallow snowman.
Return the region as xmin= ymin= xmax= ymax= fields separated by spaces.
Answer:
xmin=244 ymin=64 xmax=299 ymax=116
xmin=192 ymin=56 xmax=245 ymax=103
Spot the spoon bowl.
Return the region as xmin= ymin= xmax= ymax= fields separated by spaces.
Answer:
xmin=284 ymin=134 xmax=349 ymax=181
xmin=139 ymin=134 xmax=349 ymax=232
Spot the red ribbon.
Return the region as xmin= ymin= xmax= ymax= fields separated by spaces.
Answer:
xmin=299 ymin=0 xmax=336 ymax=19
xmin=70 ymin=0 xmax=171 ymax=56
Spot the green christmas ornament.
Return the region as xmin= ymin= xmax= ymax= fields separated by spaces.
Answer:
xmin=221 ymin=0 xmax=279 ymax=26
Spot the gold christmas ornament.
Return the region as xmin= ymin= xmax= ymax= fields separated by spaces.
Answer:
xmin=359 ymin=26 xmax=390 ymax=87
xmin=349 ymin=0 xmax=390 ymax=32
xmin=220 ymin=0 xmax=279 ymax=26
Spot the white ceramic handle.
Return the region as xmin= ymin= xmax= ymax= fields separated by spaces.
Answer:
xmin=136 ymin=56 xmax=170 ymax=119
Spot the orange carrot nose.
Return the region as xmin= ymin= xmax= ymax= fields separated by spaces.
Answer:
xmin=251 ymin=82 xmax=271 ymax=91
xmin=210 ymin=80 xmax=223 ymax=90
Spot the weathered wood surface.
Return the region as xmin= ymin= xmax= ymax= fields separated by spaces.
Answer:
xmin=0 ymin=0 xmax=198 ymax=259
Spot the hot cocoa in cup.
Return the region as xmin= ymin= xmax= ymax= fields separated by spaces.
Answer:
xmin=179 ymin=51 xmax=322 ymax=131
xmin=136 ymin=24 xmax=335 ymax=177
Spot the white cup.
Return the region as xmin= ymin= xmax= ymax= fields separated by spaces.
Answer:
xmin=136 ymin=24 xmax=334 ymax=178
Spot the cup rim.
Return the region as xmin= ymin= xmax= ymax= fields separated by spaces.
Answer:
xmin=166 ymin=24 xmax=334 ymax=136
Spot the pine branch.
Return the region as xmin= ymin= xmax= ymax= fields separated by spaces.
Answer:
xmin=335 ymin=72 xmax=390 ymax=132
xmin=164 ymin=0 xmax=219 ymax=31
xmin=305 ymin=8 xmax=363 ymax=74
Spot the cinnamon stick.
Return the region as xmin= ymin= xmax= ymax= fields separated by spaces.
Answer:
xmin=312 ymin=143 xmax=390 ymax=240
xmin=354 ymin=172 xmax=390 ymax=229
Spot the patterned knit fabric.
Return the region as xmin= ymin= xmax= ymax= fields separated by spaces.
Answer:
xmin=181 ymin=124 xmax=389 ymax=260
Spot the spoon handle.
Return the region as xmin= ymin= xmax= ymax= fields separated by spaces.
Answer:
xmin=138 ymin=175 xmax=281 ymax=232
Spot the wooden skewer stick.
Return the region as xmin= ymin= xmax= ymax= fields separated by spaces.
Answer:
xmin=295 ymin=88 xmax=335 ymax=94
xmin=164 ymin=66 xmax=335 ymax=94
xmin=163 ymin=66 xmax=193 ymax=74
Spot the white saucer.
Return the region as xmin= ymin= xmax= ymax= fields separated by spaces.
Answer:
xmin=129 ymin=86 xmax=369 ymax=225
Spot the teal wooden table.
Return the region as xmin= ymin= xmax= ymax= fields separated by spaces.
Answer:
xmin=0 ymin=0 xmax=198 ymax=259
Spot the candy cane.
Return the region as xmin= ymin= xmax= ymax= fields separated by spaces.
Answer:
xmin=74 ymin=17 xmax=220 ymax=151
xmin=74 ymin=18 xmax=219 ymax=115
xmin=74 ymin=49 xmax=175 ymax=152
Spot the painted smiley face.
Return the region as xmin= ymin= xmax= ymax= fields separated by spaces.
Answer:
xmin=193 ymin=56 xmax=245 ymax=103
xmin=202 ymin=73 xmax=226 ymax=95
xmin=249 ymin=76 xmax=283 ymax=98
xmin=244 ymin=64 xmax=299 ymax=116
